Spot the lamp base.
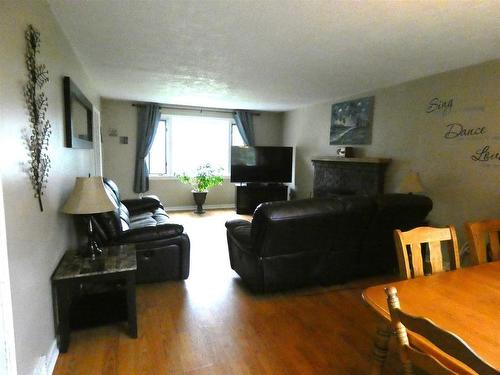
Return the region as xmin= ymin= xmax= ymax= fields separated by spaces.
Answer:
xmin=78 ymin=217 xmax=103 ymax=260
xmin=78 ymin=239 xmax=102 ymax=260
xmin=88 ymin=239 xmax=102 ymax=260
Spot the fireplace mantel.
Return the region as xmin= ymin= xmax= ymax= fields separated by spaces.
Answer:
xmin=311 ymin=157 xmax=391 ymax=197
xmin=312 ymin=156 xmax=391 ymax=164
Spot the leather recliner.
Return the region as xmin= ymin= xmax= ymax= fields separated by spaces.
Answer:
xmin=226 ymin=194 xmax=432 ymax=292
xmin=91 ymin=178 xmax=190 ymax=283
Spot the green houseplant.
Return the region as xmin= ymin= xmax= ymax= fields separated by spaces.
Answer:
xmin=177 ymin=164 xmax=224 ymax=214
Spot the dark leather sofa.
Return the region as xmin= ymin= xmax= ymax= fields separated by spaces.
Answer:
xmin=91 ymin=178 xmax=190 ymax=283
xmin=226 ymin=194 xmax=432 ymax=292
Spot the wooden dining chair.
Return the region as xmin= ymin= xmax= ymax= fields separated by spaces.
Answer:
xmin=465 ymin=219 xmax=500 ymax=265
xmin=393 ymin=226 xmax=460 ymax=279
xmin=385 ymin=286 xmax=499 ymax=375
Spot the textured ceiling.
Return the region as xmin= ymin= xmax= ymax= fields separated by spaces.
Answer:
xmin=48 ymin=0 xmax=500 ymax=111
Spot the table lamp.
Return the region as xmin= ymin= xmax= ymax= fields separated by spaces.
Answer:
xmin=399 ymin=171 xmax=424 ymax=194
xmin=62 ymin=176 xmax=117 ymax=259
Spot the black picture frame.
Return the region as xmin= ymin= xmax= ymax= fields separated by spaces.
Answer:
xmin=63 ymin=76 xmax=93 ymax=149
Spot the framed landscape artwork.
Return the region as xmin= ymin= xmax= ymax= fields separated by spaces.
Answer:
xmin=330 ymin=96 xmax=374 ymax=145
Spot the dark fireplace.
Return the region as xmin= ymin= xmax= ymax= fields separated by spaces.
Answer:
xmin=312 ymin=157 xmax=391 ymax=198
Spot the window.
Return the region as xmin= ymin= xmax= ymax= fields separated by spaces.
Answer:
xmin=149 ymin=114 xmax=244 ymax=177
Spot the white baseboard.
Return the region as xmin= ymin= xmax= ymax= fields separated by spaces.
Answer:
xmin=33 ymin=340 xmax=58 ymax=375
xmin=166 ymin=203 xmax=235 ymax=212
xmin=46 ymin=340 xmax=59 ymax=375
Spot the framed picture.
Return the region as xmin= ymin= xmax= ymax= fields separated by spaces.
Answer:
xmin=330 ymin=96 xmax=374 ymax=145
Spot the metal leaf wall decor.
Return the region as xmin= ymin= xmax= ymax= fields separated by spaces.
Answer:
xmin=24 ymin=24 xmax=51 ymax=212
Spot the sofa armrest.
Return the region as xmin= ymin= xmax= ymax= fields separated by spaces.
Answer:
xmin=225 ymin=219 xmax=253 ymax=249
xmin=225 ymin=219 xmax=251 ymax=230
xmin=122 ymin=196 xmax=164 ymax=215
xmin=118 ymin=223 xmax=183 ymax=243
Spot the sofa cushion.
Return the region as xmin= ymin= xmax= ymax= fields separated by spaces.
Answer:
xmin=119 ymin=203 xmax=130 ymax=225
xmin=122 ymin=195 xmax=164 ymax=215
xmin=251 ymin=197 xmax=374 ymax=257
xmin=359 ymin=193 xmax=433 ymax=274
xmin=129 ymin=208 xmax=171 ymax=228
xmin=103 ymin=178 xmax=121 ymax=206
xmin=120 ymin=224 xmax=184 ymax=243
xmin=152 ymin=208 xmax=170 ymax=224
xmin=94 ymin=210 xmax=122 ymax=240
xmin=373 ymin=193 xmax=433 ymax=220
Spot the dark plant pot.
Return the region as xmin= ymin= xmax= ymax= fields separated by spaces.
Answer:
xmin=192 ymin=191 xmax=207 ymax=214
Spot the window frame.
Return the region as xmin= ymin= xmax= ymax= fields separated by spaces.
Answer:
xmin=148 ymin=114 xmax=241 ymax=178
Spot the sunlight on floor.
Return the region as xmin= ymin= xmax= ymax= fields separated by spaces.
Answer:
xmin=171 ymin=209 xmax=246 ymax=307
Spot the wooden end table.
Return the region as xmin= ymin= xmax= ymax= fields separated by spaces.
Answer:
xmin=51 ymin=244 xmax=137 ymax=353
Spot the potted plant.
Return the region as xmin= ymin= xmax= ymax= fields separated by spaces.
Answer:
xmin=177 ymin=164 xmax=224 ymax=214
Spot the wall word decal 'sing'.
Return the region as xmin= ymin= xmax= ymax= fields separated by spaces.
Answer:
xmin=430 ymin=96 xmax=498 ymax=164
xmin=24 ymin=24 xmax=51 ymax=212
xmin=426 ymin=97 xmax=454 ymax=115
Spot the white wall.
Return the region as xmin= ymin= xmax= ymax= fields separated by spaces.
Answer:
xmin=283 ymin=60 xmax=500 ymax=241
xmin=0 ymin=174 xmax=17 ymax=375
xmin=101 ymin=99 xmax=284 ymax=208
xmin=0 ymin=1 xmax=100 ymax=374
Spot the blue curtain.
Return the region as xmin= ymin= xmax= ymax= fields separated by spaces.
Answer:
xmin=133 ymin=103 xmax=161 ymax=193
xmin=234 ymin=110 xmax=255 ymax=146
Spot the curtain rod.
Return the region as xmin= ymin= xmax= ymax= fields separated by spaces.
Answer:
xmin=131 ymin=103 xmax=260 ymax=116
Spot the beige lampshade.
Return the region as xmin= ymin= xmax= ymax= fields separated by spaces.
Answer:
xmin=62 ymin=176 xmax=117 ymax=214
xmin=399 ymin=172 xmax=424 ymax=194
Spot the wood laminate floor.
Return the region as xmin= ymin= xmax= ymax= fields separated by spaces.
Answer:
xmin=53 ymin=209 xmax=400 ymax=374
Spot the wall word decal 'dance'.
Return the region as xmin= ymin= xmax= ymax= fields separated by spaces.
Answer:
xmin=444 ymin=123 xmax=486 ymax=139
xmin=425 ymin=97 xmax=498 ymax=165
xmin=24 ymin=24 xmax=52 ymax=212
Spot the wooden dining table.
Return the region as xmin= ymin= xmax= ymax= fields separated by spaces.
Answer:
xmin=362 ymin=261 xmax=500 ymax=374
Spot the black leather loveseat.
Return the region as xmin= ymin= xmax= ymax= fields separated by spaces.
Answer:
xmin=226 ymin=194 xmax=432 ymax=292
xmin=91 ymin=179 xmax=190 ymax=283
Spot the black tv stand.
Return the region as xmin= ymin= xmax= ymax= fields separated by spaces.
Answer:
xmin=236 ymin=184 xmax=288 ymax=214
xmin=245 ymin=182 xmax=265 ymax=187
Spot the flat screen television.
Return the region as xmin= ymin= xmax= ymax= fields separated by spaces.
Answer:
xmin=231 ymin=146 xmax=293 ymax=183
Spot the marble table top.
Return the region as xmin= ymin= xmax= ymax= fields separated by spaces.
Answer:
xmin=52 ymin=244 xmax=136 ymax=281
